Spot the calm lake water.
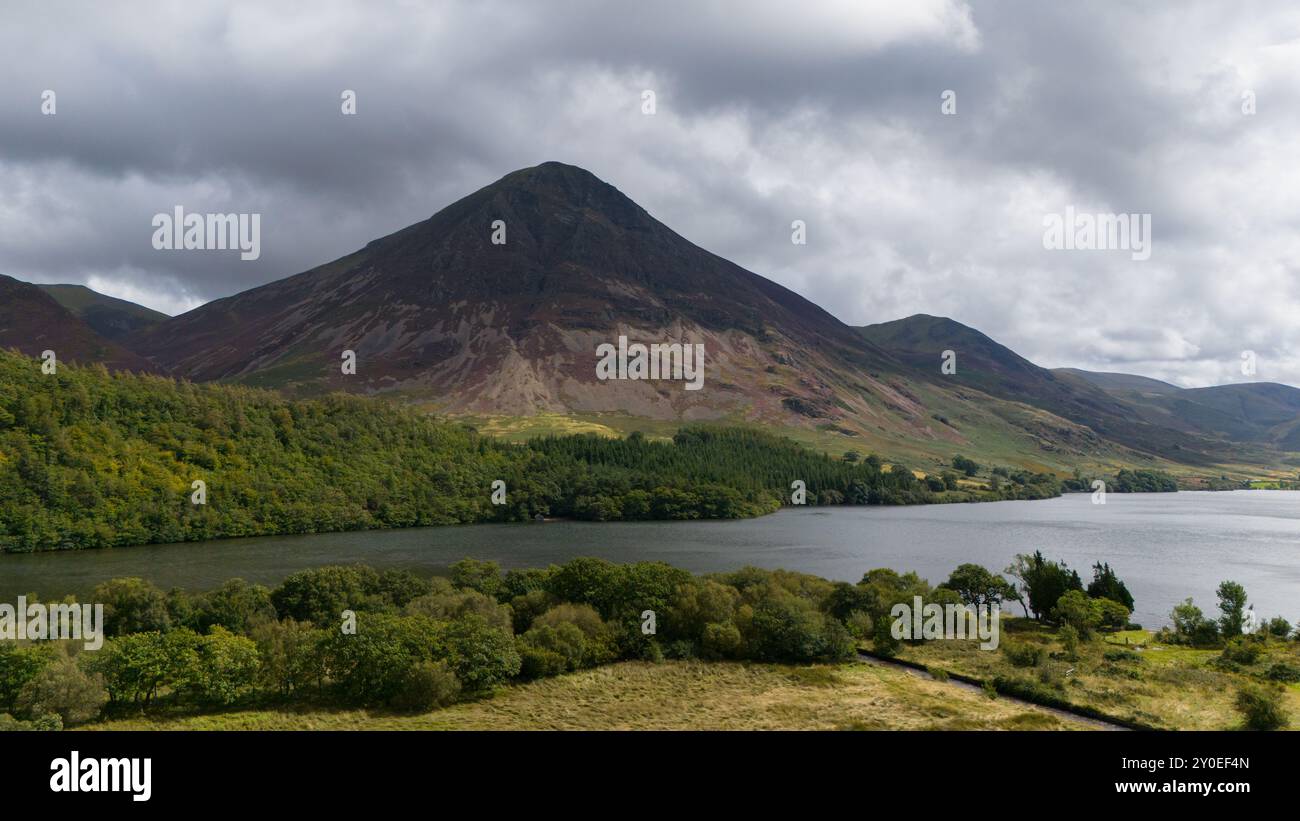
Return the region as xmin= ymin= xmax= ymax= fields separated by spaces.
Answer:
xmin=2 ymin=491 xmax=1297 ymax=628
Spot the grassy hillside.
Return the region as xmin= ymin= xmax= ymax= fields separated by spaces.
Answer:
xmin=37 ymin=284 xmax=168 ymax=341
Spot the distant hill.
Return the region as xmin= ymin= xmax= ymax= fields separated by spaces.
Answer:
xmin=1064 ymin=366 xmax=1300 ymax=451
xmin=38 ymin=283 xmax=168 ymax=341
xmin=0 ymin=275 xmax=157 ymax=372
xmin=857 ymin=315 xmax=1242 ymax=466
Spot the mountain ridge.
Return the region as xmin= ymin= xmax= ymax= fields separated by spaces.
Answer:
xmin=9 ymin=162 xmax=1297 ymax=477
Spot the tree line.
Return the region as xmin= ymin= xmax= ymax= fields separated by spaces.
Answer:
xmin=0 ymin=350 xmax=1059 ymax=552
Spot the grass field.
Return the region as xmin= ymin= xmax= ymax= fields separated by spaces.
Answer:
xmin=894 ymin=619 xmax=1300 ymax=730
xmin=83 ymin=660 xmax=1084 ymax=731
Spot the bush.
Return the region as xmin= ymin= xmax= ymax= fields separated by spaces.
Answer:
xmin=15 ymin=650 xmax=107 ymax=725
xmin=844 ymin=611 xmax=872 ymax=641
xmin=1169 ymin=598 xmax=1219 ymax=646
xmin=518 ymin=645 xmax=568 ymax=680
xmin=0 ymin=643 xmax=53 ymax=713
xmin=0 ymin=711 xmax=62 ymax=731
xmin=529 ymin=603 xmax=615 ymax=665
xmin=700 ymin=621 xmax=743 ymax=660
xmin=507 ymin=589 xmax=555 ymax=633
xmin=992 ymin=675 xmax=1060 ymax=705
xmin=1058 ymin=623 xmax=1080 ymax=661
xmin=1265 ymin=617 xmax=1291 ymax=638
xmin=1002 ymin=641 xmax=1044 ymax=668
xmin=1264 ymin=662 xmax=1300 ymax=683
xmin=1235 ymin=683 xmax=1287 ymax=730
xmin=1220 ymin=638 xmax=1262 ymax=666
xmin=391 ymin=660 xmax=461 ymax=712
xmin=519 ymin=622 xmax=589 ymax=672
xmin=746 ymin=596 xmax=854 ymax=663
xmin=449 ymin=559 xmax=502 ymax=599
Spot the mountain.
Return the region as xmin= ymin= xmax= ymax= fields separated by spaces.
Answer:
xmin=0 ymin=275 xmax=157 ymax=372
xmin=1063 ymin=367 xmax=1300 ymax=451
xmin=130 ymin=163 xmax=1052 ymax=459
xmin=118 ymin=162 xmax=1289 ymax=475
xmin=38 ymin=283 xmax=168 ymax=341
xmin=857 ymin=315 xmax=1261 ymax=466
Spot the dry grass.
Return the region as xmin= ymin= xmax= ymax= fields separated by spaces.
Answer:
xmin=84 ymin=660 xmax=1083 ymax=731
xmin=895 ymin=619 xmax=1300 ymax=730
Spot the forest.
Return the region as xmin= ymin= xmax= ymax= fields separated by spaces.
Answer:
xmin=0 ymin=350 xmax=1056 ymax=553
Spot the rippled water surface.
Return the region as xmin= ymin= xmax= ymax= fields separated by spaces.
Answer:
xmin=3 ymin=491 xmax=1297 ymax=627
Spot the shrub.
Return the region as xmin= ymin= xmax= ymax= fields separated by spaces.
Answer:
xmin=0 ymin=712 xmax=62 ymax=731
xmin=700 ymin=621 xmax=743 ymax=660
xmin=992 ymin=675 xmax=1060 ymax=705
xmin=746 ymin=596 xmax=854 ymax=663
xmin=507 ymin=589 xmax=555 ymax=633
xmin=1058 ymin=623 xmax=1080 ymax=661
xmin=1263 ymin=662 xmax=1300 ymax=683
xmin=519 ymin=622 xmax=589 ymax=672
xmin=529 ymin=603 xmax=616 ymax=665
xmin=0 ymin=643 xmax=53 ymax=713
xmin=1262 ymin=616 xmax=1291 ymax=638
xmin=1169 ymin=598 xmax=1218 ymax=646
xmin=1220 ymin=638 xmax=1262 ymax=666
xmin=1235 ymin=683 xmax=1287 ymax=730
xmin=391 ymin=660 xmax=461 ymax=712
xmin=839 ymin=610 xmax=871 ymax=641
xmin=517 ymin=645 xmax=567 ymax=680
xmin=15 ymin=650 xmax=107 ymax=725
xmin=1002 ymin=641 xmax=1044 ymax=668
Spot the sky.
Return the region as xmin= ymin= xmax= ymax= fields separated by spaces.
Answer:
xmin=2 ymin=0 xmax=1299 ymax=388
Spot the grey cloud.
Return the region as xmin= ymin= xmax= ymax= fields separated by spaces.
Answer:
xmin=1 ymin=0 xmax=1298 ymax=387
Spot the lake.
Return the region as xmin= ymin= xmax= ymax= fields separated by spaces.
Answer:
xmin=2 ymin=491 xmax=1297 ymax=628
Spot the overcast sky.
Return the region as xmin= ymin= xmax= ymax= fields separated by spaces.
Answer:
xmin=3 ymin=0 xmax=1299 ymax=388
